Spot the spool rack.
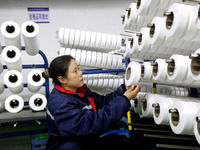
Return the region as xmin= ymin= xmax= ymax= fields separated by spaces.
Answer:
xmin=125 ymin=59 xmax=200 ymax=149
xmin=0 ymin=46 xmax=49 ymax=150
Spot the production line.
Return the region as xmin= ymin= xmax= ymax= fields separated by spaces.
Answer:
xmin=1 ymin=0 xmax=200 ymax=149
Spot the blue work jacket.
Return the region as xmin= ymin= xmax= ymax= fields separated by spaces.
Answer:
xmin=46 ymin=84 xmax=130 ymax=150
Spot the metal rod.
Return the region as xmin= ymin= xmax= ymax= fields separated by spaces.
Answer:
xmin=163 ymin=11 xmax=172 ymax=17
xmin=147 ymin=23 xmax=153 ymax=28
xmin=152 ymin=103 xmax=159 ymax=108
xmin=189 ymin=53 xmax=199 ymax=59
xmin=183 ymin=0 xmax=200 ymax=3
xmin=128 ymin=37 xmax=133 ymax=41
xmin=120 ymin=33 xmax=132 ymax=37
xmin=151 ymin=62 xmax=157 ymax=66
xmin=136 ymin=33 xmax=142 ymax=36
xmin=124 ymin=30 xmax=140 ymax=34
xmin=196 ymin=116 xmax=200 ymax=122
xmin=121 ymin=15 xmax=125 ymax=18
xmin=169 ymin=108 xmax=177 ymax=113
xmin=165 ymin=59 xmax=173 ymax=63
xmin=140 ymin=99 xmax=146 ymax=103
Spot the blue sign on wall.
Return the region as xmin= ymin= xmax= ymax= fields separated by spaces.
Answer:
xmin=28 ymin=7 xmax=50 ymax=23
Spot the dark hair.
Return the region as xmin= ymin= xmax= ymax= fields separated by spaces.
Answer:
xmin=42 ymin=55 xmax=74 ymax=86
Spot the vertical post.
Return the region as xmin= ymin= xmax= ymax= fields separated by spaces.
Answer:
xmin=190 ymin=88 xmax=197 ymax=97
xmin=153 ymin=83 xmax=157 ymax=94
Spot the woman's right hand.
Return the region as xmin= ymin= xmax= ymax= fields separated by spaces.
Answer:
xmin=124 ymin=84 xmax=140 ymax=100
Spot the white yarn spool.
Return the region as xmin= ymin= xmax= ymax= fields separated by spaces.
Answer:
xmin=90 ymin=32 xmax=96 ymax=49
xmin=116 ymin=36 xmax=122 ymax=50
xmin=103 ymin=76 xmax=109 ymax=88
xmin=111 ymin=55 xmax=118 ymax=69
xmin=21 ymin=21 xmax=40 ymax=56
xmin=131 ymin=34 xmax=140 ymax=58
xmin=27 ymin=69 xmax=45 ymax=93
xmin=106 ymin=53 xmax=112 ymax=69
xmin=0 ymin=60 xmax=3 ymax=74
xmin=64 ymin=28 xmax=70 ymax=48
xmin=2 ymin=46 xmax=22 ymax=72
xmin=133 ymin=92 xmax=146 ymax=115
xmin=91 ymin=51 xmax=97 ymax=67
xmin=110 ymin=35 xmax=117 ymax=50
xmin=29 ymin=94 xmax=47 ymax=111
xmin=58 ymin=28 xmax=64 ymax=46
xmin=136 ymin=0 xmax=149 ymax=16
xmin=80 ymin=50 xmax=86 ymax=66
xmin=1 ymin=21 xmax=21 ymax=50
xmin=4 ymin=70 xmax=23 ymax=94
xmin=169 ymin=99 xmax=200 ymax=135
xmin=84 ymin=31 xmax=91 ymax=50
xmin=73 ymin=30 xmax=80 ymax=49
xmin=105 ymin=34 xmax=112 ymax=50
xmin=94 ymin=33 xmax=101 ymax=50
xmin=194 ymin=109 xmax=200 ymax=145
xmin=79 ymin=30 xmax=86 ymax=49
xmin=149 ymin=17 xmax=166 ymax=45
xmin=141 ymin=62 xmax=152 ymax=81
xmin=152 ymin=58 xmax=168 ymax=82
xmin=85 ymin=50 xmax=92 ymax=66
xmin=196 ymin=4 xmax=200 ymax=30
xmin=100 ymin=33 xmax=107 ymax=50
xmin=122 ymin=10 xmax=130 ymax=30
xmin=180 ymin=5 xmax=200 ymax=42
xmin=152 ymin=96 xmax=174 ymax=125
xmin=101 ymin=53 xmax=107 ymax=68
xmin=0 ymin=81 xmax=4 ymax=94
xmin=5 ymin=95 xmax=24 ymax=113
xmin=96 ymin=52 xmax=102 ymax=68
xmin=189 ymin=49 xmax=200 ymax=81
xmin=125 ymin=61 xmax=141 ymax=86
xmin=70 ymin=49 xmax=76 ymax=59
xmin=76 ymin=49 xmax=81 ymax=65
xmin=166 ymin=54 xmax=188 ymax=82
xmin=68 ymin=29 xmax=75 ymax=48
xmin=65 ymin=48 xmax=70 ymax=55
xmin=126 ymin=3 xmax=137 ymax=28
xmin=116 ymin=55 xmax=122 ymax=69
xmin=137 ymin=27 xmax=151 ymax=54
xmin=164 ymin=3 xmax=193 ymax=39
xmin=142 ymin=93 xmax=158 ymax=118
xmin=59 ymin=47 xmax=65 ymax=56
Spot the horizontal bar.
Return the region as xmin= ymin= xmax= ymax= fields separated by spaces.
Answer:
xmin=3 ymin=65 xmax=46 ymax=69
xmin=82 ymin=69 xmax=125 ymax=75
xmin=4 ymin=83 xmax=47 ymax=88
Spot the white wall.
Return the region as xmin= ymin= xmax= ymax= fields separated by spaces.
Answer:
xmin=0 ymin=0 xmax=135 ymax=101
xmin=0 ymin=0 xmax=135 ymax=63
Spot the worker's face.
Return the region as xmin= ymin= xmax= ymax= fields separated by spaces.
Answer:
xmin=60 ymin=59 xmax=84 ymax=92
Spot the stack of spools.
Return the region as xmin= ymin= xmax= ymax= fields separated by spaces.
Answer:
xmin=58 ymin=28 xmax=124 ymax=69
xmin=122 ymin=1 xmax=200 ymax=60
xmin=121 ymin=0 xmax=200 ymax=146
xmin=0 ymin=20 xmax=47 ymax=115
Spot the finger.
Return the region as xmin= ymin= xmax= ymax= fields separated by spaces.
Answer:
xmin=129 ymin=84 xmax=135 ymax=91
xmin=133 ymin=84 xmax=140 ymax=92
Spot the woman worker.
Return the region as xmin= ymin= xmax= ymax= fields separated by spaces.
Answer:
xmin=42 ymin=55 xmax=140 ymax=150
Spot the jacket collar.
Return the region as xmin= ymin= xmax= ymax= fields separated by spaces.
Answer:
xmin=54 ymin=84 xmax=87 ymax=98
